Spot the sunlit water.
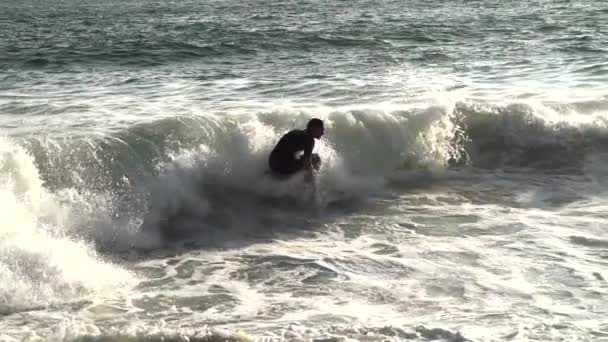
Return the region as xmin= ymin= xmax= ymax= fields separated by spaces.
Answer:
xmin=1 ymin=0 xmax=607 ymax=341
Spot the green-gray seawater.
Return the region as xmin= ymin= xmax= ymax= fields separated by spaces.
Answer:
xmin=1 ymin=0 xmax=607 ymax=340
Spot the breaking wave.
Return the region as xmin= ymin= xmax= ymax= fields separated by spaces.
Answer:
xmin=2 ymin=97 xmax=608 ymax=316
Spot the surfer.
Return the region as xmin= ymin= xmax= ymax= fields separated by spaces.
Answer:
xmin=268 ymin=118 xmax=324 ymax=181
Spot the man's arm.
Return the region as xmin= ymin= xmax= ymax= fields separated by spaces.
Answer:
xmin=303 ymin=137 xmax=315 ymax=181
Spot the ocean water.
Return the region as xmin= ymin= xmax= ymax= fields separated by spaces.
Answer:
xmin=1 ymin=0 xmax=608 ymax=341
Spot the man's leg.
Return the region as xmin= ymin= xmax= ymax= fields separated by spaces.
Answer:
xmin=311 ymin=153 xmax=321 ymax=171
xmin=270 ymin=156 xmax=303 ymax=177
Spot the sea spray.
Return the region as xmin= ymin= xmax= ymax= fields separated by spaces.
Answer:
xmin=0 ymin=139 xmax=135 ymax=315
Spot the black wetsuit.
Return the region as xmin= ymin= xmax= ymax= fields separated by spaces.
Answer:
xmin=268 ymin=129 xmax=315 ymax=175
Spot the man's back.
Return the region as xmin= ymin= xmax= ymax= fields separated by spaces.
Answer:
xmin=270 ymin=129 xmax=314 ymax=161
xmin=267 ymin=119 xmax=323 ymax=177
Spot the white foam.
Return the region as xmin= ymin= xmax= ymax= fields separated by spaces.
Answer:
xmin=0 ymin=138 xmax=135 ymax=315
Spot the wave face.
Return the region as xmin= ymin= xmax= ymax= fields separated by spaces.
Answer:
xmin=457 ymin=99 xmax=608 ymax=170
xmin=21 ymin=98 xmax=608 ymax=190
xmin=6 ymin=107 xmax=460 ymax=243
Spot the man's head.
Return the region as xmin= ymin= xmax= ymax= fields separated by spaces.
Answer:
xmin=306 ymin=118 xmax=324 ymax=139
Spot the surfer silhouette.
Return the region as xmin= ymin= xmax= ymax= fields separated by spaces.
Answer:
xmin=268 ymin=118 xmax=324 ymax=181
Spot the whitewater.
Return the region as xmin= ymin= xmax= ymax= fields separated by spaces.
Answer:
xmin=1 ymin=0 xmax=608 ymax=341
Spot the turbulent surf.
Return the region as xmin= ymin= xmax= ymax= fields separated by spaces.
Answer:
xmin=1 ymin=0 xmax=607 ymax=340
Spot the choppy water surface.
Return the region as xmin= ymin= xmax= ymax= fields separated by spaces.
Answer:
xmin=1 ymin=0 xmax=607 ymax=341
